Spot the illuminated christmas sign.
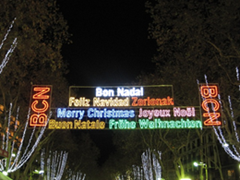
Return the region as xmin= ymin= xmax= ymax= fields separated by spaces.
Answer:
xmin=109 ymin=119 xmax=202 ymax=130
xmin=29 ymin=85 xmax=52 ymax=127
xmin=28 ymin=85 xmax=211 ymax=130
xmin=49 ymin=106 xmax=201 ymax=130
xmin=199 ymin=84 xmax=221 ymax=126
xmin=48 ymin=119 xmax=105 ymax=130
xmin=45 ymin=85 xmax=202 ymax=130
xmin=68 ymin=86 xmax=174 ymax=107
xmin=95 ymin=87 xmax=144 ymax=97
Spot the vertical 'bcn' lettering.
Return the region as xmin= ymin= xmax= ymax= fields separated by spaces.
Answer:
xmin=200 ymin=84 xmax=221 ymax=126
xmin=29 ymin=85 xmax=52 ymax=127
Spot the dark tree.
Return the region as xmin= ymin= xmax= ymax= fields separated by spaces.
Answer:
xmin=0 ymin=0 xmax=71 ymax=109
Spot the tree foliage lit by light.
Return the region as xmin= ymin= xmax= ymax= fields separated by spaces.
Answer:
xmin=141 ymin=149 xmax=161 ymax=180
xmin=0 ymin=19 xmax=50 ymax=175
xmin=0 ymin=103 xmax=50 ymax=173
xmin=40 ymin=150 xmax=68 ymax=180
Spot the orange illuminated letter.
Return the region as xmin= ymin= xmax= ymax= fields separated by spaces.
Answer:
xmin=30 ymin=113 xmax=48 ymax=126
xmin=31 ymin=100 xmax=49 ymax=113
xmin=33 ymin=87 xmax=50 ymax=99
xmin=200 ymin=85 xmax=218 ymax=98
xmin=203 ymin=112 xmax=221 ymax=126
xmin=201 ymin=99 xmax=220 ymax=112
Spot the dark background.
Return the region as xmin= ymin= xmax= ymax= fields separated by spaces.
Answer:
xmin=58 ymin=0 xmax=156 ymax=86
xmin=57 ymin=0 xmax=157 ymax=165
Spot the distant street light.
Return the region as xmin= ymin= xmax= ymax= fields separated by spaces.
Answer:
xmin=193 ymin=162 xmax=208 ymax=180
xmin=193 ymin=162 xmax=198 ymax=167
xmin=223 ymin=143 xmax=229 ymax=147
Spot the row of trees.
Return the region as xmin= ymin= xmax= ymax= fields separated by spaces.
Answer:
xmin=102 ymin=0 xmax=240 ymax=180
xmin=1 ymin=0 xmax=240 ymax=179
xmin=0 ymin=1 xmax=102 ymax=179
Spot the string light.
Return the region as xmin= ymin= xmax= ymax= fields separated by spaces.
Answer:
xmin=0 ymin=38 xmax=17 ymax=74
xmin=41 ymin=149 xmax=45 ymax=177
xmin=132 ymin=165 xmax=144 ymax=180
xmin=236 ymin=67 xmax=240 ymax=91
xmin=0 ymin=105 xmax=51 ymax=173
xmin=0 ymin=17 xmax=18 ymax=74
xmin=236 ymin=67 xmax=239 ymax=81
xmin=141 ymin=148 xmax=161 ymax=180
xmin=0 ymin=18 xmax=52 ymax=175
xmin=44 ymin=150 xmax=68 ymax=180
xmin=67 ymin=169 xmax=86 ymax=180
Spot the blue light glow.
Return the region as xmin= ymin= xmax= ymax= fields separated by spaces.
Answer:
xmin=87 ymin=108 xmax=135 ymax=118
xmin=57 ymin=108 xmax=85 ymax=120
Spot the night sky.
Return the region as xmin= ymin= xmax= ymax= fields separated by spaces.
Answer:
xmin=57 ymin=0 xmax=157 ymax=165
xmin=58 ymin=0 xmax=156 ymax=86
